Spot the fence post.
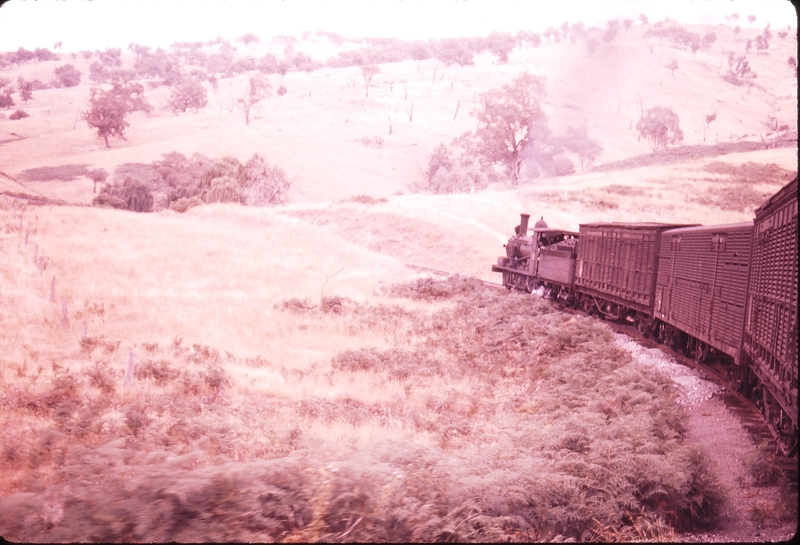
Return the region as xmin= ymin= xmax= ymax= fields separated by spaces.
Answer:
xmin=24 ymin=228 xmax=29 ymax=246
xmin=33 ymin=244 xmax=38 ymax=265
xmin=50 ymin=275 xmax=56 ymax=302
xmin=124 ymin=351 xmax=136 ymax=387
xmin=61 ymin=300 xmax=68 ymax=327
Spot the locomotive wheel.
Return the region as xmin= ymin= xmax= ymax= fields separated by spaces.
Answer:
xmin=525 ymin=276 xmax=536 ymax=293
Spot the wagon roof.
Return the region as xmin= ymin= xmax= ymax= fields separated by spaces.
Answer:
xmin=579 ymin=222 xmax=697 ymax=230
xmin=531 ymin=227 xmax=578 ymax=235
xmin=662 ymin=222 xmax=753 ymax=234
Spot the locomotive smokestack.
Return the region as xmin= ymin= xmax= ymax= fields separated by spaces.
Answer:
xmin=519 ymin=214 xmax=530 ymax=235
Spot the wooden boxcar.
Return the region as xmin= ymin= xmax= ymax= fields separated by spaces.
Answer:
xmin=654 ymin=222 xmax=753 ymax=362
xmin=741 ymin=177 xmax=797 ymax=454
xmin=575 ymin=223 xmax=693 ymax=314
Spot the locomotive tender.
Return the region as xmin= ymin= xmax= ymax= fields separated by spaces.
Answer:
xmin=492 ymin=178 xmax=798 ymax=456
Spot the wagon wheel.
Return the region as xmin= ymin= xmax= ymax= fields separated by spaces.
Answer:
xmin=694 ymin=340 xmax=709 ymax=363
xmin=636 ymin=316 xmax=652 ymax=338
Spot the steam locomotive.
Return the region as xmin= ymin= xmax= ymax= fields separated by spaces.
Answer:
xmin=492 ymin=178 xmax=798 ymax=456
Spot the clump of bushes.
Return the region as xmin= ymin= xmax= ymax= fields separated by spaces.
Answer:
xmin=9 ymin=109 xmax=29 ymax=120
xmin=92 ymin=152 xmax=292 ymax=213
xmin=423 ymin=143 xmax=495 ymax=194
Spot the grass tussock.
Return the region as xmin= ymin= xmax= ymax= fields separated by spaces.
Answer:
xmin=0 ymin=273 xmax=727 ymax=542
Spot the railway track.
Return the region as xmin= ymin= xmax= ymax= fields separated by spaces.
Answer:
xmin=405 ymin=263 xmax=797 ymax=485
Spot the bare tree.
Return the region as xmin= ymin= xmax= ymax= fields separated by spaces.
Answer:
xmin=237 ymin=75 xmax=271 ymax=125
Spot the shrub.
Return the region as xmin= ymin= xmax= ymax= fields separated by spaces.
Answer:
xmin=204 ymin=176 xmax=242 ymax=204
xmin=238 ymin=154 xmax=292 ymax=206
xmin=9 ymin=109 xmax=29 ymax=120
xmin=427 ymin=163 xmax=487 ymax=193
xmin=747 ymin=452 xmax=782 ymax=486
xmin=276 ymin=85 xmax=287 ymax=96
xmin=169 ymin=196 xmax=204 ymax=213
xmin=94 ymin=176 xmax=154 ymax=212
xmin=91 ymin=193 xmax=127 ymax=210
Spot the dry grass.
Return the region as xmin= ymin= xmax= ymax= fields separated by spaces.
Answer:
xmin=0 ymin=197 xmax=725 ymax=540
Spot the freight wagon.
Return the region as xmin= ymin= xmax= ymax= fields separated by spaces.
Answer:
xmin=573 ymin=222 xmax=693 ymax=325
xmin=654 ymin=222 xmax=753 ymax=365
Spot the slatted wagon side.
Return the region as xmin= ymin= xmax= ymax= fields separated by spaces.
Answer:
xmin=654 ymin=223 xmax=753 ymax=362
xmin=741 ymin=178 xmax=798 ymax=454
xmin=574 ymin=223 xmax=693 ymax=315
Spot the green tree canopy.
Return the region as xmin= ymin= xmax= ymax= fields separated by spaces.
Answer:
xmin=84 ymin=82 xmax=151 ymax=147
xmin=636 ymin=107 xmax=683 ymax=152
xmin=465 ymin=72 xmax=546 ymax=181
